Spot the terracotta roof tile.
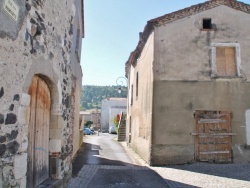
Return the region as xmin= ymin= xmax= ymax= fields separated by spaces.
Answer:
xmin=150 ymin=0 xmax=250 ymax=26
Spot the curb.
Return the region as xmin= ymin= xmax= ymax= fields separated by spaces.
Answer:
xmin=119 ymin=141 xmax=149 ymax=167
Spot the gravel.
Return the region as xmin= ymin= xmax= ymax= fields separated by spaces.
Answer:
xmin=151 ymin=163 xmax=250 ymax=188
xmin=121 ymin=142 xmax=250 ymax=188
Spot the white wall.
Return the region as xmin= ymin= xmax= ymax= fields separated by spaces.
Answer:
xmin=109 ymin=108 xmax=127 ymax=127
xmin=101 ymin=98 xmax=127 ymax=131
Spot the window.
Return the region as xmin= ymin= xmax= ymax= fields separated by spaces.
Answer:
xmin=216 ymin=47 xmax=236 ymax=77
xmin=211 ymin=43 xmax=241 ymax=78
xmin=136 ymin=72 xmax=138 ymax=98
xmin=75 ymin=19 xmax=81 ymax=63
xmin=75 ymin=28 xmax=80 ymax=52
xmin=129 ymin=116 xmax=132 ymax=143
xmin=203 ymin=18 xmax=212 ymax=29
xmin=131 ymin=85 xmax=133 ymax=106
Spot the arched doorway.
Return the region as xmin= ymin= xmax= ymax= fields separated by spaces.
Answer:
xmin=27 ymin=75 xmax=51 ymax=187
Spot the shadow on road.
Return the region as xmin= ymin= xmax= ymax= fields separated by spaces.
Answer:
xmin=72 ymin=142 xmax=134 ymax=176
xmin=71 ymin=136 xmax=250 ymax=187
xmin=71 ymin=141 xmax=169 ymax=188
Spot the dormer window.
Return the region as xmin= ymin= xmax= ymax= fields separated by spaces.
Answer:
xmin=203 ymin=18 xmax=212 ymax=29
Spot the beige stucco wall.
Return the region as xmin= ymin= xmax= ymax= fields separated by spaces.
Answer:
xmin=127 ymin=32 xmax=154 ymax=164
xmin=72 ymin=83 xmax=82 ymax=158
xmin=154 ymin=5 xmax=250 ymax=81
xmin=152 ymin=81 xmax=250 ymax=164
xmin=71 ymin=0 xmax=84 ymax=159
xmin=151 ymin=5 xmax=250 ymax=165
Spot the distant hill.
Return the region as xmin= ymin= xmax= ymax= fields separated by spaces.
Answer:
xmin=81 ymin=85 xmax=127 ymax=110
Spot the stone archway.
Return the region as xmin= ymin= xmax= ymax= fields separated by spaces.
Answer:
xmin=23 ymin=59 xmax=64 ymax=186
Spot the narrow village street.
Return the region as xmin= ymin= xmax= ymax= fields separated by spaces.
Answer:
xmin=2 ymin=0 xmax=250 ymax=187
xmin=67 ymin=134 xmax=250 ymax=188
xmin=66 ymin=133 xmax=168 ymax=188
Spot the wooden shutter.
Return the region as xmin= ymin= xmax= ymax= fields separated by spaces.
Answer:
xmin=192 ymin=111 xmax=235 ymax=163
xmin=216 ymin=47 xmax=236 ymax=77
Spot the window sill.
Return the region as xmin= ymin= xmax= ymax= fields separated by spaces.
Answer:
xmin=200 ymin=29 xmax=215 ymax=31
xmin=212 ymin=77 xmax=243 ymax=81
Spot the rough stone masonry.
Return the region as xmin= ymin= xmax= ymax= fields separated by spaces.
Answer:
xmin=0 ymin=0 xmax=82 ymax=187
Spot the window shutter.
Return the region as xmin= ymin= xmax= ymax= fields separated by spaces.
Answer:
xmin=216 ymin=47 xmax=236 ymax=77
xmin=216 ymin=47 xmax=226 ymax=76
xmin=225 ymin=47 xmax=236 ymax=77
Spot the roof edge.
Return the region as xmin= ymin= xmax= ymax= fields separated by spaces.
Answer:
xmin=125 ymin=0 xmax=250 ymax=73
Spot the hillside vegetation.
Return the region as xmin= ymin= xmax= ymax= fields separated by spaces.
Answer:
xmin=81 ymin=85 xmax=127 ymax=110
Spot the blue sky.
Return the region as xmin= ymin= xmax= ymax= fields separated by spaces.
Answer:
xmin=81 ymin=0 xmax=250 ymax=86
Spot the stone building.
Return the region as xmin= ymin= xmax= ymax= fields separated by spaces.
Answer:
xmin=80 ymin=111 xmax=91 ymax=123
xmin=0 ymin=0 xmax=84 ymax=187
xmin=91 ymin=110 xmax=101 ymax=130
xmin=80 ymin=110 xmax=101 ymax=130
xmin=101 ymin=98 xmax=127 ymax=132
xmin=126 ymin=0 xmax=250 ymax=166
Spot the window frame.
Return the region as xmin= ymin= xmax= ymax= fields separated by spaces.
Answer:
xmin=130 ymin=84 xmax=133 ymax=106
xmin=201 ymin=18 xmax=214 ymax=31
xmin=75 ymin=18 xmax=81 ymax=63
xmin=211 ymin=43 xmax=241 ymax=78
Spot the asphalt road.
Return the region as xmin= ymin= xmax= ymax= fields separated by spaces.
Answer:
xmin=72 ymin=133 xmax=133 ymax=175
xmin=83 ymin=133 xmax=133 ymax=165
xmin=69 ymin=133 xmax=169 ymax=188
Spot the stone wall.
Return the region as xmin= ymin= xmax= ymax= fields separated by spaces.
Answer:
xmin=91 ymin=111 xmax=101 ymax=130
xmin=0 ymin=0 xmax=83 ymax=187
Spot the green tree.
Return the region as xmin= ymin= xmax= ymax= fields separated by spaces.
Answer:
xmin=81 ymin=85 xmax=127 ymax=110
xmin=84 ymin=121 xmax=93 ymax=128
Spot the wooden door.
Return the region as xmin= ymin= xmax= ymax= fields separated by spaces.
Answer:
xmin=192 ymin=110 xmax=235 ymax=163
xmin=28 ymin=75 xmax=50 ymax=187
